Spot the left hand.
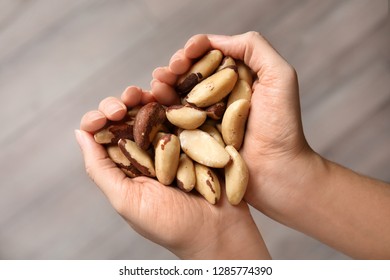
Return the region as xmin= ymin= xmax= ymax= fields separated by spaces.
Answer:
xmin=76 ymin=86 xmax=270 ymax=259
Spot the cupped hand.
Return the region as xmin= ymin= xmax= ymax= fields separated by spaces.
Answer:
xmin=152 ymin=32 xmax=318 ymax=224
xmin=76 ymin=86 xmax=270 ymax=259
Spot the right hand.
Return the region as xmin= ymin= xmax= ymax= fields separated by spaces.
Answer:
xmin=152 ymin=32 xmax=319 ymax=222
xmin=153 ymin=32 xmax=390 ymax=259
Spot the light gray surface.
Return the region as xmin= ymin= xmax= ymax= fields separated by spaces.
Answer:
xmin=0 ymin=0 xmax=389 ymax=259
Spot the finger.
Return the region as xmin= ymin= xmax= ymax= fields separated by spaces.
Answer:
xmin=207 ymin=32 xmax=289 ymax=75
xmin=74 ymin=129 xmax=130 ymax=208
xmin=151 ymin=79 xmax=180 ymax=106
xmin=184 ymin=34 xmax=211 ymax=59
xmin=169 ymin=48 xmax=192 ymax=75
xmin=140 ymin=89 xmax=156 ymax=104
xmin=121 ymin=86 xmax=143 ymax=107
xmin=152 ymin=67 xmax=177 ymax=86
xmin=208 ymin=31 xmax=297 ymax=101
xmin=80 ymin=110 xmax=107 ymax=132
xmin=98 ymin=97 xmax=127 ymax=121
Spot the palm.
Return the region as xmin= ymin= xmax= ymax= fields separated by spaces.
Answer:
xmin=240 ymin=76 xmax=309 ymax=213
xmin=117 ymin=175 xmax=253 ymax=253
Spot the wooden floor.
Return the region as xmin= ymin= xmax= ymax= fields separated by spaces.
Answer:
xmin=0 ymin=0 xmax=389 ymax=260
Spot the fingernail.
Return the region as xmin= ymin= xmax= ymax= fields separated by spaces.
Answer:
xmin=74 ymin=129 xmax=84 ymax=148
xmin=208 ymin=34 xmax=228 ymax=44
xmin=88 ymin=110 xmax=105 ymax=123
xmin=150 ymin=78 xmax=158 ymax=88
xmin=184 ymin=38 xmax=195 ymax=49
xmin=107 ymin=101 xmax=125 ymax=115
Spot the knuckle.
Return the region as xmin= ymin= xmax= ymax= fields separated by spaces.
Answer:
xmin=244 ymin=31 xmax=262 ymax=40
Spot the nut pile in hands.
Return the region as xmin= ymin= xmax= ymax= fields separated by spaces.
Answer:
xmin=94 ymin=50 xmax=253 ymax=205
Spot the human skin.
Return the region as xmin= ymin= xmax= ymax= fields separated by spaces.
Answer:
xmin=152 ymin=32 xmax=390 ymax=259
xmin=76 ymin=88 xmax=270 ymax=259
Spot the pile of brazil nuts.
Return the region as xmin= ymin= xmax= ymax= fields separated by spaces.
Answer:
xmin=93 ymin=49 xmax=253 ymax=205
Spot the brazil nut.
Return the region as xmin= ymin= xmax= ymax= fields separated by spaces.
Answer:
xmin=185 ymin=66 xmax=238 ymax=107
xmin=91 ymin=49 xmax=255 ymax=206
xmin=154 ymin=133 xmax=181 ymax=185
xmin=221 ymin=99 xmax=250 ymax=150
xmin=236 ymin=60 xmax=254 ymax=86
xmin=216 ymin=56 xmax=236 ymax=72
xmin=106 ymin=145 xmax=142 ymax=178
xmin=166 ymin=104 xmax=207 ymax=130
xmin=205 ymin=101 xmax=226 ymax=120
xmin=176 ymin=153 xmax=196 ymax=192
xmin=176 ymin=49 xmax=223 ymax=94
xmin=133 ymin=102 xmax=166 ymax=150
xmin=227 ymin=79 xmax=252 ymax=107
xmin=224 ymin=145 xmax=249 ymax=205
xmin=94 ymin=123 xmax=134 ymax=144
xmin=118 ymin=138 xmax=156 ymax=177
xmin=179 ymin=129 xmax=230 ymax=168
xmin=194 ymin=163 xmax=221 ymax=205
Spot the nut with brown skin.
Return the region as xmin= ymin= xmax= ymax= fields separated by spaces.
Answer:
xmin=176 ymin=153 xmax=196 ymax=192
xmin=226 ymin=79 xmax=252 ymax=108
xmin=194 ymin=163 xmax=221 ymax=204
xmin=153 ymin=133 xmax=181 ymax=185
xmin=94 ymin=123 xmax=134 ymax=144
xmin=118 ymin=138 xmax=156 ymax=177
xmin=179 ymin=129 xmax=231 ymax=168
xmin=224 ymin=145 xmax=249 ymax=205
xmin=92 ymin=49 xmax=254 ymax=206
xmin=221 ymin=99 xmax=250 ymax=150
xmin=126 ymin=105 xmax=142 ymax=119
xmin=185 ymin=66 xmax=238 ymax=107
xmin=216 ymin=56 xmax=236 ymax=72
xmin=236 ymin=60 xmax=254 ymax=86
xmin=166 ymin=104 xmax=207 ymax=130
xmin=133 ymin=102 xmax=166 ymax=150
xmin=106 ymin=145 xmax=142 ymax=178
xmin=205 ymin=101 xmax=226 ymax=120
xmin=176 ymin=49 xmax=223 ymax=94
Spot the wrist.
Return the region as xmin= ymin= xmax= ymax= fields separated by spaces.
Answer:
xmin=173 ymin=210 xmax=271 ymax=260
xmin=245 ymin=145 xmax=328 ymax=225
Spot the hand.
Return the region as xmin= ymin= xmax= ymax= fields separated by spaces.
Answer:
xmin=153 ymin=32 xmax=390 ymax=259
xmin=75 ymin=86 xmax=270 ymax=259
xmin=152 ymin=32 xmax=316 ymax=223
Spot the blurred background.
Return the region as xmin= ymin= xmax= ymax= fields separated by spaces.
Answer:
xmin=0 ymin=0 xmax=389 ymax=259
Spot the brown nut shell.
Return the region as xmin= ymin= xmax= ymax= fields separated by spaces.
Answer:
xmin=176 ymin=153 xmax=196 ymax=192
xmin=94 ymin=123 xmax=134 ymax=144
xmin=106 ymin=145 xmax=142 ymax=178
xmin=118 ymin=138 xmax=156 ymax=177
xmin=221 ymin=99 xmax=250 ymax=150
xmin=154 ymin=133 xmax=180 ymax=185
xmin=133 ymin=102 xmax=166 ymax=150
xmin=176 ymin=49 xmax=223 ymax=94
xmin=224 ymin=145 xmax=249 ymax=205
xmin=217 ymin=56 xmax=236 ymax=72
xmin=194 ymin=163 xmax=221 ymax=204
xmin=166 ymin=104 xmax=207 ymax=129
xmin=185 ymin=67 xmax=238 ymax=108
xmin=205 ymin=101 xmax=226 ymax=120
xmin=179 ymin=129 xmax=230 ymax=168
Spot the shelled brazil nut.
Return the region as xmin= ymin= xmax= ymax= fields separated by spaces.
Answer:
xmin=93 ymin=49 xmax=253 ymax=205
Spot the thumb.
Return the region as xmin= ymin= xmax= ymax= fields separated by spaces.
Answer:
xmin=207 ymin=32 xmax=285 ymax=73
xmin=74 ymin=129 xmax=130 ymax=207
xmin=207 ymin=32 xmax=297 ymax=93
xmin=209 ymin=32 xmax=300 ymax=126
